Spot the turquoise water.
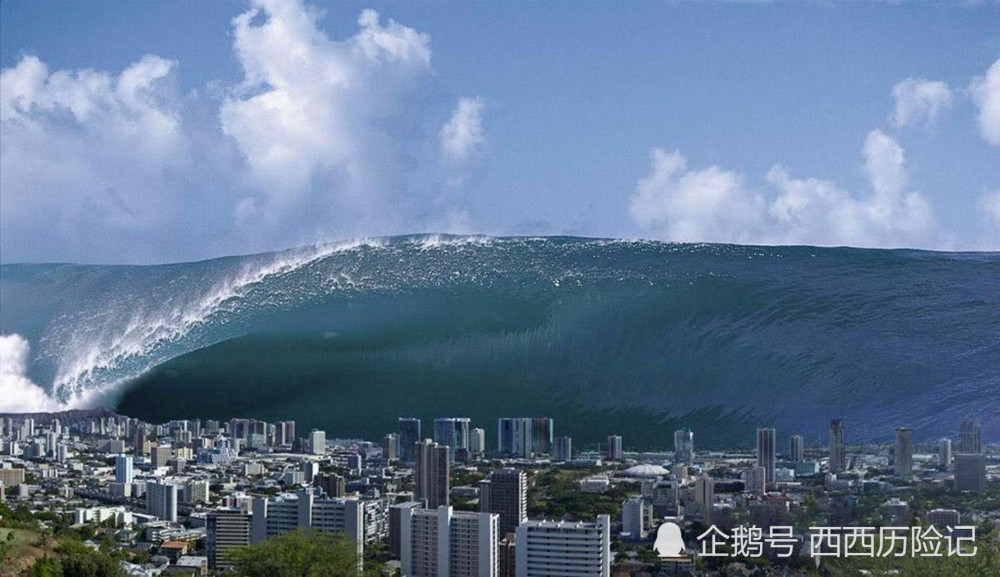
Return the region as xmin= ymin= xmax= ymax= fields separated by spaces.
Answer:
xmin=2 ymin=236 xmax=997 ymax=447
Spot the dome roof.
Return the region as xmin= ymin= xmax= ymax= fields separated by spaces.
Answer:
xmin=622 ymin=464 xmax=669 ymax=477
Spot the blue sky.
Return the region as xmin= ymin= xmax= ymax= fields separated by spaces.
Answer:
xmin=1 ymin=0 xmax=998 ymax=263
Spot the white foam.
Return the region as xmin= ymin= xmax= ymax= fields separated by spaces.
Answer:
xmin=0 ymin=333 xmax=65 ymax=412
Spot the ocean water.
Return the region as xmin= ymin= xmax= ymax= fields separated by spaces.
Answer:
xmin=1 ymin=235 xmax=997 ymax=448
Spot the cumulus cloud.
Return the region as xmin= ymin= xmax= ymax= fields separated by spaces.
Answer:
xmin=970 ymin=58 xmax=1000 ymax=145
xmin=221 ymin=0 xmax=438 ymax=236
xmin=630 ymin=130 xmax=940 ymax=249
xmin=440 ymin=97 xmax=486 ymax=165
xmin=891 ymin=78 xmax=952 ymax=128
xmin=0 ymin=334 xmax=63 ymax=412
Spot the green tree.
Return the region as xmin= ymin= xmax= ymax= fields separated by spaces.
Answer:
xmin=29 ymin=556 xmax=62 ymax=577
xmin=57 ymin=539 xmax=124 ymax=577
xmin=229 ymin=529 xmax=376 ymax=577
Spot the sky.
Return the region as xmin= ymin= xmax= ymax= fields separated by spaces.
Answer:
xmin=1 ymin=0 xmax=999 ymax=264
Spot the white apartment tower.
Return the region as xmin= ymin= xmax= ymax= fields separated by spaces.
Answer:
xmin=400 ymin=505 xmax=499 ymax=577
xmin=515 ymin=516 xmax=611 ymax=577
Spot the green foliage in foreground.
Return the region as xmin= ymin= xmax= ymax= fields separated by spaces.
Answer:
xmin=27 ymin=539 xmax=124 ymax=577
xmin=818 ymin=527 xmax=1000 ymax=577
xmin=229 ymin=529 xmax=381 ymax=577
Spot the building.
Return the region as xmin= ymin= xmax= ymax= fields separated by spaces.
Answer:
xmin=694 ymin=475 xmax=715 ymax=522
xmin=251 ymin=490 xmax=365 ymax=561
xmin=497 ymin=418 xmax=532 ymax=457
xmin=789 ymin=434 xmax=804 ymax=463
xmin=114 ymin=454 xmax=134 ymax=485
xmin=309 ymin=429 xmax=326 ymax=455
xmin=673 ymin=429 xmax=694 ymax=465
xmin=958 ymin=419 xmax=982 ymax=454
xmin=606 ymin=435 xmax=623 ymax=461
xmin=151 ymin=444 xmax=172 ymax=468
xmin=400 ymin=505 xmax=499 ymax=577
xmin=939 ymin=438 xmax=952 ymax=470
xmin=479 ymin=468 xmax=527 ymax=536
xmin=894 ymin=428 xmax=913 ymax=477
xmin=207 ymin=509 xmax=252 ymax=570
xmin=756 ymin=428 xmax=776 ymax=486
xmin=530 ymin=418 xmax=554 ymax=454
xmin=926 ymin=508 xmax=960 ymax=529
xmin=515 ymin=516 xmax=611 ymax=577
xmin=620 ymin=496 xmax=648 ymax=540
xmin=133 ymin=423 xmax=146 ymax=455
xmin=954 ymin=453 xmax=986 ymax=493
xmin=185 ymin=480 xmax=210 ymax=504
xmin=389 ymin=501 xmax=424 ymax=558
xmin=415 ymin=439 xmax=450 ymax=509
xmin=743 ymin=466 xmax=767 ymax=497
xmin=553 ymin=437 xmax=572 ymax=462
xmin=434 ymin=418 xmax=471 ymax=457
xmin=0 ymin=467 xmax=25 ymax=487
xmin=316 ymin=472 xmax=346 ymax=498
xmin=399 ymin=418 xmax=422 ymax=464
xmin=383 ymin=434 xmax=398 ymax=461
xmin=146 ymin=482 xmax=179 ymax=522
xmin=469 ymin=428 xmax=486 ymax=455
xmin=829 ymin=419 xmax=846 ymax=473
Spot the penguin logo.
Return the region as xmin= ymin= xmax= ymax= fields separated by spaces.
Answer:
xmin=653 ymin=522 xmax=684 ymax=557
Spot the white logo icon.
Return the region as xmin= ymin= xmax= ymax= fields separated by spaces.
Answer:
xmin=653 ymin=522 xmax=685 ymax=557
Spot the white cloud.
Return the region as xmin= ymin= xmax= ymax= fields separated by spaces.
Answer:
xmin=0 ymin=334 xmax=63 ymax=412
xmin=970 ymin=58 xmax=1000 ymax=145
xmin=630 ymin=130 xmax=940 ymax=249
xmin=891 ymin=78 xmax=952 ymax=128
xmin=440 ymin=97 xmax=486 ymax=165
xmin=220 ymin=0 xmax=435 ymax=232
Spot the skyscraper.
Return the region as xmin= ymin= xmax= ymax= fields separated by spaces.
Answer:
xmin=958 ymin=419 xmax=982 ymax=454
xmin=829 ymin=419 xmax=846 ymax=473
xmin=400 ymin=505 xmax=499 ymax=577
xmin=756 ymin=428 xmax=776 ymax=486
xmin=894 ymin=427 xmax=912 ymax=477
xmin=434 ymin=418 xmax=471 ymax=457
xmin=383 ymin=434 xmax=398 ymax=462
xmin=469 ymin=428 xmax=486 ymax=455
xmin=114 ymin=454 xmax=133 ymax=485
xmin=789 ymin=434 xmax=804 ymax=463
xmin=146 ymin=481 xmax=178 ymax=522
xmin=938 ymin=438 xmax=952 ymax=470
xmin=479 ymin=468 xmax=527 ymax=535
xmin=133 ymin=422 xmax=146 ymax=456
xmin=207 ymin=509 xmax=252 ymax=570
xmin=415 ymin=439 xmax=450 ymax=509
xmin=606 ymin=435 xmax=623 ymax=461
xmin=516 ymin=516 xmax=611 ymax=577
xmin=309 ymin=429 xmax=326 ymax=455
xmin=553 ymin=437 xmax=572 ymax=462
xmin=497 ymin=418 xmax=533 ymax=457
xmin=954 ymin=453 xmax=986 ymax=493
xmin=673 ymin=428 xmax=694 ymax=465
xmin=398 ymin=418 xmax=421 ymax=464
xmin=530 ymin=418 xmax=554 ymax=454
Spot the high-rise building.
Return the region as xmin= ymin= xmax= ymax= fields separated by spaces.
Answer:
xmin=756 ymin=428 xmax=776 ymax=486
xmin=479 ymin=468 xmax=527 ymax=535
xmin=553 ymin=437 xmax=572 ymax=462
xmin=789 ymin=435 xmax=804 ymax=463
xmin=954 ymin=454 xmax=986 ymax=493
xmin=309 ymin=429 xmax=326 ymax=455
xmin=606 ymin=435 xmax=623 ymax=461
xmin=146 ymin=482 xmax=178 ymax=522
xmin=742 ymin=466 xmax=766 ymax=497
xmin=531 ymin=418 xmax=554 ymax=454
xmin=694 ymin=475 xmax=715 ymax=523
xmin=251 ymin=490 xmax=365 ymax=563
xmin=497 ymin=418 xmax=532 ymax=457
xmin=315 ymin=473 xmax=346 ymax=498
xmin=383 ymin=434 xmax=399 ymax=462
xmin=151 ymin=444 xmax=172 ymax=468
xmin=400 ymin=505 xmax=499 ymax=577
xmin=469 ymin=428 xmax=486 ymax=455
xmin=894 ymin=428 xmax=913 ymax=477
xmin=434 ymin=418 xmax=471 ymax=456
xmin=829 ymin=419 xmax=846 ymax=473
xmin=399 ymin=418 xmax=422 ymax=464
xmin=673 ymin=428 xmax=694 ymax=465
xmin=389 ymin=501 xmax=424 ymax=558
xmin=938 ymin=438 xmax=952 ymax=470
xmin=621 ymin=496 xmax=648 ymax=540
xmin=515 ymin=516 xmax=611 ymax=577
xmin=114 ymin=454 xmax=133 ymax=485
xmin=207 ymin=509 xmax=252 ymax=570
xmin=958 ymin=419 xmax=982 ymax=454
xmin=415 ymin=439 xmax=450 ymax=509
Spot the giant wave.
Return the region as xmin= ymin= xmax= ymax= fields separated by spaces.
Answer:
xmin=1 ymin=235 xmax=997 ymax=447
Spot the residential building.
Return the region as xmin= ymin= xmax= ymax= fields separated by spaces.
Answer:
xmin=515 ymin=516 xmax=611 ymax=577
xmin=399 ymin=418 xmax=422 ymax=464
xmin=479 ymin=468 xmax=527 ymax=535
xmin=207 ymin=508 xmax=252 ymax=570
xmin=894 ymin=428 xmax=912 ymax=477
xmin=829 ymin=419 xmax=846 ymax=473
xmin=756 ymin=428 xmax=776 ymax=486
xmin=400 ymin=505 xmax=499 ymax=577
xmin=606 ymin=435 xmax=623 ymax=461
xmin=415 ymin=439 xmax=450 ymax=509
